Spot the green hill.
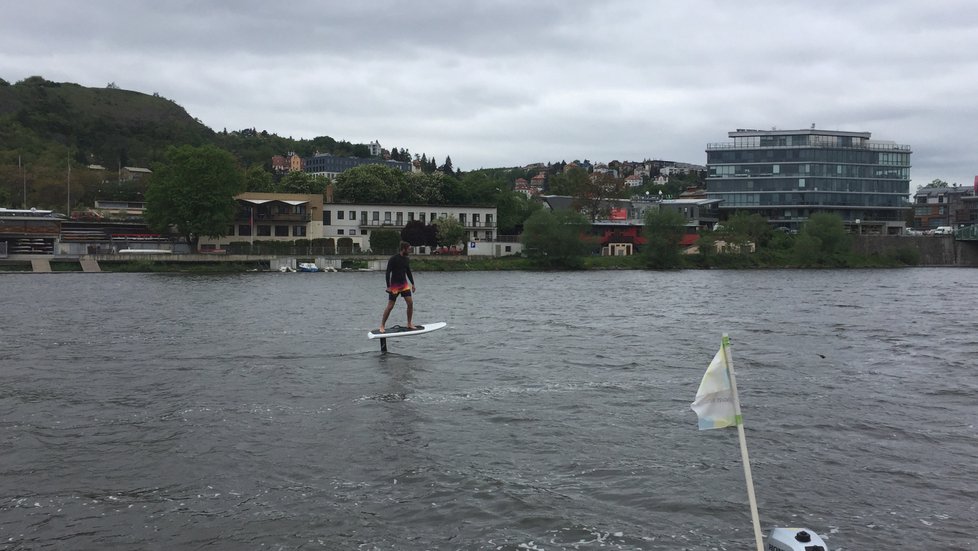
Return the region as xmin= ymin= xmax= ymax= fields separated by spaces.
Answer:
xmin=0 ymin=76 xmax=214 ymax=168
xmin=0 ymin=76 xmax=377 ymax=210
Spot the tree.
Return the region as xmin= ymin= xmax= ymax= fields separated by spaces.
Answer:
xmin=333 ymin=164 xmax=410 ymax=203
xmin=433 ymin=216 xmax=466 ymax=248
xmin=520 ymin=209 xmax=592 ymax=269
xmin=144 ymin=144 xmax=244 ymax=251
xmin=719 ymin=211 xmax=774 ymax=248
xmin=407 ymin=172 xmax=446 ymax=204
xmin=441 ymin=155 xmax=453 ymax=174
xmin=792 ymin=212 xmax=850 ymax=266
xmin=369 ymin=228 xmax=401 ymax=254
xmin=244 ymin=164 xmax=274 ymax=192
xmin=496 ymin=190 xmax=541 ymax=235
xmin=401 ymin=220 xmax=436 ymax=247
xmin=643 ymin=207 xmax=687 ymax=269
xmin=574 ymin=172 xmax=626 ymax=222
xmin=279 ymin=170 xmax=326 ymax=194
xmin=548 ymin=166 xmax=589 ymax=196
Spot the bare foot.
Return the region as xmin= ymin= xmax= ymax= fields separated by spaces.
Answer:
xmin=407 ymin=325 xmax=418 ymax=330
xmin=378 ymin=327 xmax=385 ymax=333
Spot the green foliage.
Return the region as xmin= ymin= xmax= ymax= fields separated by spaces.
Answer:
xmin=1 ymin=78 xmax=214 ymax=170
xmin=332 ymin=164 xmax=410 ymax=203
xmin=574 ymin=171 xmax=627 ymax=221
xmin=407 ymin=172 xmax=447 ymax=204
xmin=433 ymin=216 xmax=466 ymax=247
xmin=401 ymin=220 xmax=436 ymax=247
xmin=520 ymin=209 xmax=591 ymax=269
xmin=369 ymin=228 xmax=401 ymax=254
xmin=279 ymin=170 xmax=326 ymax=194
xmin=244 ymin=165 xmax=274 ymax=192
xmin=643 ymin=208 xmax=687 ymax=269
xmin=144 ymin=144 xmax=244 ymax=250
xmin=719 ymin=211 xmax=774 ymax=247
xmin=497 ymin=191 xmax=541 ymax=234
xmin=0 ymin=77 xmax=429 ymax=208
xmin=792 ymin=212 xmax=851 ymax=266
xmin=548 ymin=166 xmax=589 ymax=196
xmin=450 ymin=171 xmax=497 ymax=204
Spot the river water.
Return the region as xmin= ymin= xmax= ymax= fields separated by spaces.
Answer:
xmin=1 ymin=268 xmax=975 ymax=550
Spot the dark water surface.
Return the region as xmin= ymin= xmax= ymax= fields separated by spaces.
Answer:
xmin=1 ymin=268 xmax=976 ymax=550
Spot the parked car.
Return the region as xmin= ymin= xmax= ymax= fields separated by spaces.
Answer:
xmin=933 ymin=226 xmax=954 ymax=235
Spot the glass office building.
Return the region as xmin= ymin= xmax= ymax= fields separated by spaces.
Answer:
xmin=705 ymin=129 xmax=912 ymax=234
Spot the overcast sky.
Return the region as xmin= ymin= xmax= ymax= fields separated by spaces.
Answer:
xmin=3 ymin=0 xmax=977 ymax=188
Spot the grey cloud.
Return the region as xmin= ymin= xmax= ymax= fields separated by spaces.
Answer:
xmin=2 ymin=0 xmax=977 ymax=186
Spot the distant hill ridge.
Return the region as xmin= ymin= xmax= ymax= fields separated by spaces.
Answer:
xmin=0 ymin=75 xmax=378 ymax=177
xmin=0 ymin=76 xmax=215 ymax=167
xmin=0 ymin=76 xmax=403 ymax=209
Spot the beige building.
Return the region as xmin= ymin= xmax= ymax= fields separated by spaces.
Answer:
xmin=198 ymin=192 xmax=324 ymax=247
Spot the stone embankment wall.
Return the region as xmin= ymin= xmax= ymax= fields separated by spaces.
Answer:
xmin=851 ymin=235 xmax=978 ymax=267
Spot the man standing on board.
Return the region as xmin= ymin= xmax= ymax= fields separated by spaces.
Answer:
xmin=379 ymin=241 xmax=417 ymax=333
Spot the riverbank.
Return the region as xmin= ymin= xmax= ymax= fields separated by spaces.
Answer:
xmin=6 ymin=234 xmax=972 ymax=272
xmin=0 ymin=251 xmax=923 ymax=273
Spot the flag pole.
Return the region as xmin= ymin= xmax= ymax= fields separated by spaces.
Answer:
xmin=720 ymin=333 xmax=764 ymax=551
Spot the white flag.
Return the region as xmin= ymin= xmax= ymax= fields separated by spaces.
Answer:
xmin=691 ymin=341 xmax=739 ymax=430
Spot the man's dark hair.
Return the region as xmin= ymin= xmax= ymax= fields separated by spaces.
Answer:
xmin=399 ymin=241 xmax=411 ymax=252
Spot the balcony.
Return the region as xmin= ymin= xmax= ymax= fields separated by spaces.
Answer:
xmin=238 ymin=212 xmax=312 ymax=222
xmin=358 ymin=220 xmax=496 ymax=230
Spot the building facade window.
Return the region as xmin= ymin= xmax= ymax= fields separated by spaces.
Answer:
xmin=705 ymin=128 xmax=911 ymax=231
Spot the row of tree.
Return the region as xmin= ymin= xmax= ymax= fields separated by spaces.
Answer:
xmin=518 ymin=208 xmax=899 ymax=270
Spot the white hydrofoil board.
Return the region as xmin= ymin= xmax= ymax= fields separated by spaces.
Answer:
xmin=368 ymin=322 xmax=447 ymax=340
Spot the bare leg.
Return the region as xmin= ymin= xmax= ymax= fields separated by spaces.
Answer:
xmin=380 ymin=299 xmax=395 ymax=332
xmin=405 ymin=296 xmax=415 ymax=329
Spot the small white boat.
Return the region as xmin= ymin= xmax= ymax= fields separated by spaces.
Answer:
xmin=297 ymin=262 xmax=320 ymax=272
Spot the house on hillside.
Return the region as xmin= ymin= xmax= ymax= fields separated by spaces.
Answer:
xmin=121 ymin=166 xmax=152 ymax=181
xmin=514 ymin=178 xmax=536 ymax=198
xmin=530 ymin=172 xmax=546 ymax=193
